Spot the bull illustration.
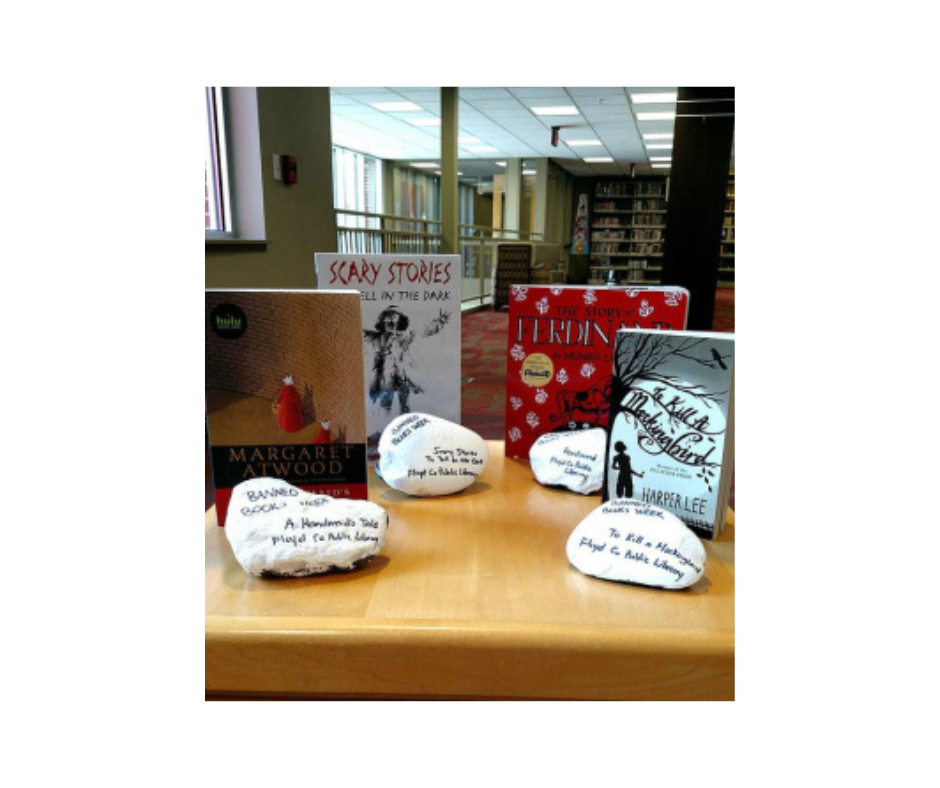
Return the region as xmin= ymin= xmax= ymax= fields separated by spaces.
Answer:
xmin=551 ymin=376 xmax=613 ymax=427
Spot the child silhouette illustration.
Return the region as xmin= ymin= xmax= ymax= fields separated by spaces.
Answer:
xmin=611 ymin=441 xmax=644 ymax=498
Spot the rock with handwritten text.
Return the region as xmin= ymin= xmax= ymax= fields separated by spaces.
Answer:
xmin=377 ymin=413 xmax=488 ymax=496
xmin=567 ymin=499 xmax=706 ymax=589
xmin=530 ymin=428 xmax=606 ymax=494
xmin=225 ymin=478 xmax=389 ymax=578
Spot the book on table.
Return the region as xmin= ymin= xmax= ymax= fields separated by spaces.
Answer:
xmin=205 ymin=289 xmax=369 ymax=526
xmin=314 ymin=253 xmax=461 ymax=463
xmin=504 ymin=284 xmax=690 ymax=459
xmin=602 ymin=328 xmax=735 ymax=540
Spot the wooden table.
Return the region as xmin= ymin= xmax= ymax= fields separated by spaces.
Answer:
xmin=206 ymin=441 xmax=734 ymax=700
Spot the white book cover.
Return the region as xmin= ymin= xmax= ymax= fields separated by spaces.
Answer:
xmin=315 ymin=253 xmax=462 ymax=461
xmin=603 ymin=328 xmax=735 ymax=540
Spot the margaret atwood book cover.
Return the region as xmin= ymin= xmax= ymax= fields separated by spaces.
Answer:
xmin=205 ymin=289 xmax=369 ymax=526
xmin=603 ymin=328 xmax=735 ymax=540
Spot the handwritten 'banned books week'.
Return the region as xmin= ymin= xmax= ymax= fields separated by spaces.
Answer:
xmin=205 ymin=289 xmax=369 ymax=526
xmin=504 ymin=285 xmax=689 ymax=459
xmin=315 ymin=254 xmax=461 ymax=463
xmin=602 ymin=328 xmax=735 ymax=540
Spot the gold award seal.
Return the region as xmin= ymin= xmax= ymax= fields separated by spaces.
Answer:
xmin=521 ymin=353 xmax=554 ymax=388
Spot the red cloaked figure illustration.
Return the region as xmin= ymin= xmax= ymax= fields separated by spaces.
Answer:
xmin=312 ymin=420 xmax=332 ymax=444
xmin=273 ymin=375 xmax=305 ymax=433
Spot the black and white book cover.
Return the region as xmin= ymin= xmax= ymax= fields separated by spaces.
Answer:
xmin=314 ymin=254 xmax=461 ymax=462
xmin=603 ymin=329 xmax=735 ymax=540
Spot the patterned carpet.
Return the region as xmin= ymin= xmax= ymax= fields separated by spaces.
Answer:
xmin=461 ymin=311 xmax=510 ymax=440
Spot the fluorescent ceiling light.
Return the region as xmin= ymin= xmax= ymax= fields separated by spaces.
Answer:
xmin=531 ymin=105 xmax=580 ymax=116
xmin=411 ymin=162 xmax=439 ymax=168
xmin=523 ymin=170 xmax=536 ymax=175
xmin=464 ymin=145 xmax=500 ymax=153
xmin=408 ymin=118 xmax=441 ymax=127
xmin=652 ymin=163 xmax=672 ymax=169
xmin=643 ymin=133 xmax=674 ymax=140
xmin=584 ymin=157 xmax=613 ymax=163
xmin=495 ymin=161 xmax=506 ymax=167
xmin=631 ymin=92 xmax=677 ymax=104
xmin=566 ymin=139 xmax=602 ymax=146
xmin=637 ymin=111 xmax=676 ymax=121
xmin=649 ymin=157 xmax=672 ymax=162
xmin=645 ymin=144 xmax=673 ymax=149
xmin=370 ymin=101 xmax=423 ymax=112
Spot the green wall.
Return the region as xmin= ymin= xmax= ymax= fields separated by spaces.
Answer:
xmin=205 ymin=87 xmax=337 ymax=289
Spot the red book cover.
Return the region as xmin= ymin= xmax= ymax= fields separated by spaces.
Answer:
xmin=504 ymin=285 xmax=689 ymax=459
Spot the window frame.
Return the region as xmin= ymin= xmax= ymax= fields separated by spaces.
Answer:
xmin=205 ymin=87 xmax=232 ymax=238
xmin=205 ymin=87 xmax=266 ymax=245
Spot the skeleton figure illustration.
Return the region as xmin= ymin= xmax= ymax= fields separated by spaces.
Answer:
xmin=364 ymin=305 xmax=451 ymax=414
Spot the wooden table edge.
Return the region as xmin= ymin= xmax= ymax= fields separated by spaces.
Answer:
xmin=206 ymin=614 xmax=734 ymax=701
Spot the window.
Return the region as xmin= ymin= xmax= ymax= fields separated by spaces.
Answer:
xmin=333 ymin=146 xmax=383 ymax=228
xmin=204 ymin=88 xmax=264 ymax=241
xmin=205 ymin=87 xmax=231 ymax=234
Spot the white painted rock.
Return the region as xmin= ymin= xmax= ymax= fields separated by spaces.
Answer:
xmin=225 ymin=478 xmax=388 ymax=578
xmin=530 ymin=428 xmax=606 ymax=495
xmin=377 ymin=413 xmax=488 ymax=497
xmin=567 ymin=499 xmax=706 ymax=589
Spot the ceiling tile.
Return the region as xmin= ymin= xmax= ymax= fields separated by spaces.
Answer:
xmin=459 ymin=88 xmax=514 ymax=100
xmin=507 ymin=87 xmax=570 ymax=99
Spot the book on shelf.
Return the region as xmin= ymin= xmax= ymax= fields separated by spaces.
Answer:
xmin=595 ymin=181 xmax=665 ymax=198
xmin=205 ymin=289 xmax=369 ymax=526
xmin=314 ymin=253 xmax=462 ymax=462
xmin=602 ymin=329 xmax=735 ymax=540
xmin=504 ymin=284 xmax=690 ymax=459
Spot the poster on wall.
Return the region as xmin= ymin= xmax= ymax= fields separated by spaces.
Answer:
xmin=315 ymin=254 xmax=462 ymax=462
xmin=571 ymin=193 xmax=590 ymax=255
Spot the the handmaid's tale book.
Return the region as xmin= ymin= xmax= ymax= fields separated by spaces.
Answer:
xmin=205 ymin=289 xmax=368 ymax=526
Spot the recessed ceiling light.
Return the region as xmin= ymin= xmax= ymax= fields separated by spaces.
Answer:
xmin=645 ymin=144 xmax=674 ymax=149
xmin=637 ymin=112 xmax=676 ymax=121
xmin=584 ymin=157 xmax=613 ymax=163
xmin=631 ymin=92 xmax=677 ymax=104
xmin=523 ymin=170 xmax=536 ymax=175
xmin=643 ymin=133 xmax=674 ymax=140
xmin=566 ymin=139 xmax=603 ymax=146
xmin=649 ymin=157 xmax=672 ymax=162
xmin=464 ymin=145 xmax=500 ymax=153
xmin=407 ymin=118 xmax=441 ymax=127
xmin=531 ymin=106 xmax=580 ymax=116
xmin=411 ymin=162 xmax=439 ymax=168
xmin=370 ymin=101 xmax=422 ymax=112
xmin=651 ymin=163 xmax=672 ymax=169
